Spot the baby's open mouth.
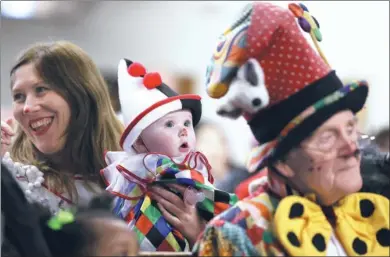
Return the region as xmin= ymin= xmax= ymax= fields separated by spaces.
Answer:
xmin=179 ymin=142 xmax=189 ymax=152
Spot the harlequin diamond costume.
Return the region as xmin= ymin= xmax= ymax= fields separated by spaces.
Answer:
xmin=100 ymin=59 xmax=237 ymax=251
xmin=193 ymin=2 xmax=389 ymax=256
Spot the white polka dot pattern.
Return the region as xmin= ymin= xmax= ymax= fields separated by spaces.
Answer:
xmin=246 ymin=2 xmax=331 ymax=105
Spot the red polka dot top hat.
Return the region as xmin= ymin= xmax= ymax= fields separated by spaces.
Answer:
xmin=205 ymin=2 xmax=368 ymax=172
xmin=117 ymin=59 xmax=202 ymax=153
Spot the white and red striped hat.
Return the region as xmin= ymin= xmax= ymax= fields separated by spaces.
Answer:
xmin=117 ymin=59 xmax=202 ymax=153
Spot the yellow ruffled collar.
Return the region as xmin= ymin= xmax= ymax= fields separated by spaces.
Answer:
xmin=264 ymin=171 xmax=390 ymax=256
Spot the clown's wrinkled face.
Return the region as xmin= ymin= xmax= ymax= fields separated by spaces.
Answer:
xmin=134 ymin=110 xmax=196 ymax=157
xmin=280 ymin=110 xmax=362 ymax=206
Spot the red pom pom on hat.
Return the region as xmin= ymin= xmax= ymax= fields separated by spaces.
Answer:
xmin=128 ymin=62 xmax=146 ymax=77
xmin=143 ymin=72 xmax=162 ymax=89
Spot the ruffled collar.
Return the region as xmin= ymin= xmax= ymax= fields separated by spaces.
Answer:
xmin=250 ymin=169 xmax=342 ymax=209
xmin=100 ymin=151 xmax=214 ymax=202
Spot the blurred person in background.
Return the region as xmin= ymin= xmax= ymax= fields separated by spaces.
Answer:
xmin=103 ymin=72 xmax=124 ymax=124
xmin=195 ymin=121 xmax=251 ymax=193
xmin=2 ymin=162 xmax=139 ymax=257
xmin=1 ymin=41 xmax=124 ymax=213
xmin=374 ymin=127 xmax=389 ymax=152
xmin=359 ymin=134 xmax=390 ymax=198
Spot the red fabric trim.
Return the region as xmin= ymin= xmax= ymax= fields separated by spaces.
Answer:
xmin=103 ymin=149 xmax=108 ymax=165
xmin=117 ymin=164 xmax=154 ymax=185
xmin=16 ymin=175 xmax=81 ymax=204
xmin=73 ymin=175 xmax=84 ymax=180
xmin=41 ymin=183 xmax=73 ymax=205
xmin=119 ymin=94 xmax=201 ymax=148
xmin=100 ymin=165 xmax=153 ymax=201
xmin=142 ymin=151 xmax=213 ymax=184
xmin=100 ymin=168 xmax=110 ymax=187
xmin=235 ymin=169 xmax=268 ymax=200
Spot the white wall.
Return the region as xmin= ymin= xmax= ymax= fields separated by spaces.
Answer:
xmin=1 ymin=1 xmax=389 ymax=165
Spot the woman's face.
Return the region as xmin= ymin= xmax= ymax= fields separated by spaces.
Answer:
xmin=12 ymin=63 xmax=71 ymax=154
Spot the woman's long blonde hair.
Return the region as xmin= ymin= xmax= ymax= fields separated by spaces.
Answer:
xmin=9 ymin=41 xmax=124 ymax=202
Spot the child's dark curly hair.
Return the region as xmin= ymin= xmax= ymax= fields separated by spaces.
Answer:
xmin=39 ymin=193 xmax=117 ymax=257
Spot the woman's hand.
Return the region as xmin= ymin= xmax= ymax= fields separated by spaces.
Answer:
xmin=148 ymin=184 xmax=206 ymax=249
xmin=1 ymin=119 xmax=15 ymax=157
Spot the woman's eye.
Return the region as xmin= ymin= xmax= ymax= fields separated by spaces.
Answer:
xmin=165 ymin=121 xmax=174 ymax=128
xmin=13 ymin=93 xmax=25 ymax=102
xmin=36 ymin=86 xmax=48 ymax=94
xmin=184 ymin=120 xmax=192 ymax=127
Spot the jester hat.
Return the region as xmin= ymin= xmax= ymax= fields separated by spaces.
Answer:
xmin=205 ymin=2 xmax=368 ymax=171
xmin=117 ymin=59 xmax=202 ymax=154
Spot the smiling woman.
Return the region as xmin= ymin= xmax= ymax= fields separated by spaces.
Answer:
xmin=1 ymin=41 xmax=124 ymax=213
xmin=11 ymin=63 xmax=71 ymax=155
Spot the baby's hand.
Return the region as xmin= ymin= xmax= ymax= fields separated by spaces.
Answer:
xmin=1 ymin=118 xmax=15 ymax=157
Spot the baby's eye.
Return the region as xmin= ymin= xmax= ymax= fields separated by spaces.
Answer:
xmin=184 ymin=120 xmax=192 ymax=127
xmin=165 ymin=121 xmax=174 ymax=128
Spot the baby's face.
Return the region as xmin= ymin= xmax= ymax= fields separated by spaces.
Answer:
xmin=140 ymin=110 xmax=196 ymax=157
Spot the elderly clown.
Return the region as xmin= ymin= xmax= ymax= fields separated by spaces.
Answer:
xmin=193 ymin=2 xmax=389 ymax=256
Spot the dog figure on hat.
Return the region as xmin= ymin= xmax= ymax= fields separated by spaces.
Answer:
xmin=216 ymin=58 xmax=270 ymax=119
xmin=100 ymin=59 xmax=237 ymax=252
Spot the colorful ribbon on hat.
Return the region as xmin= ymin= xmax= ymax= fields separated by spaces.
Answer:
xmin=205 ymin=4 xmax=252 ymax=99
xmin=247 ymin=81 xmax=366 ymax=173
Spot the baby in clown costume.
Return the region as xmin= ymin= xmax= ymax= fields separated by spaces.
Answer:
xmin=100 ymin=59 xmax=237 ymax=252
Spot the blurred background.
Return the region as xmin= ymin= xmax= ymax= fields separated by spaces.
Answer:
xmin=1 ymin=1 xmax=389 ymax=173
